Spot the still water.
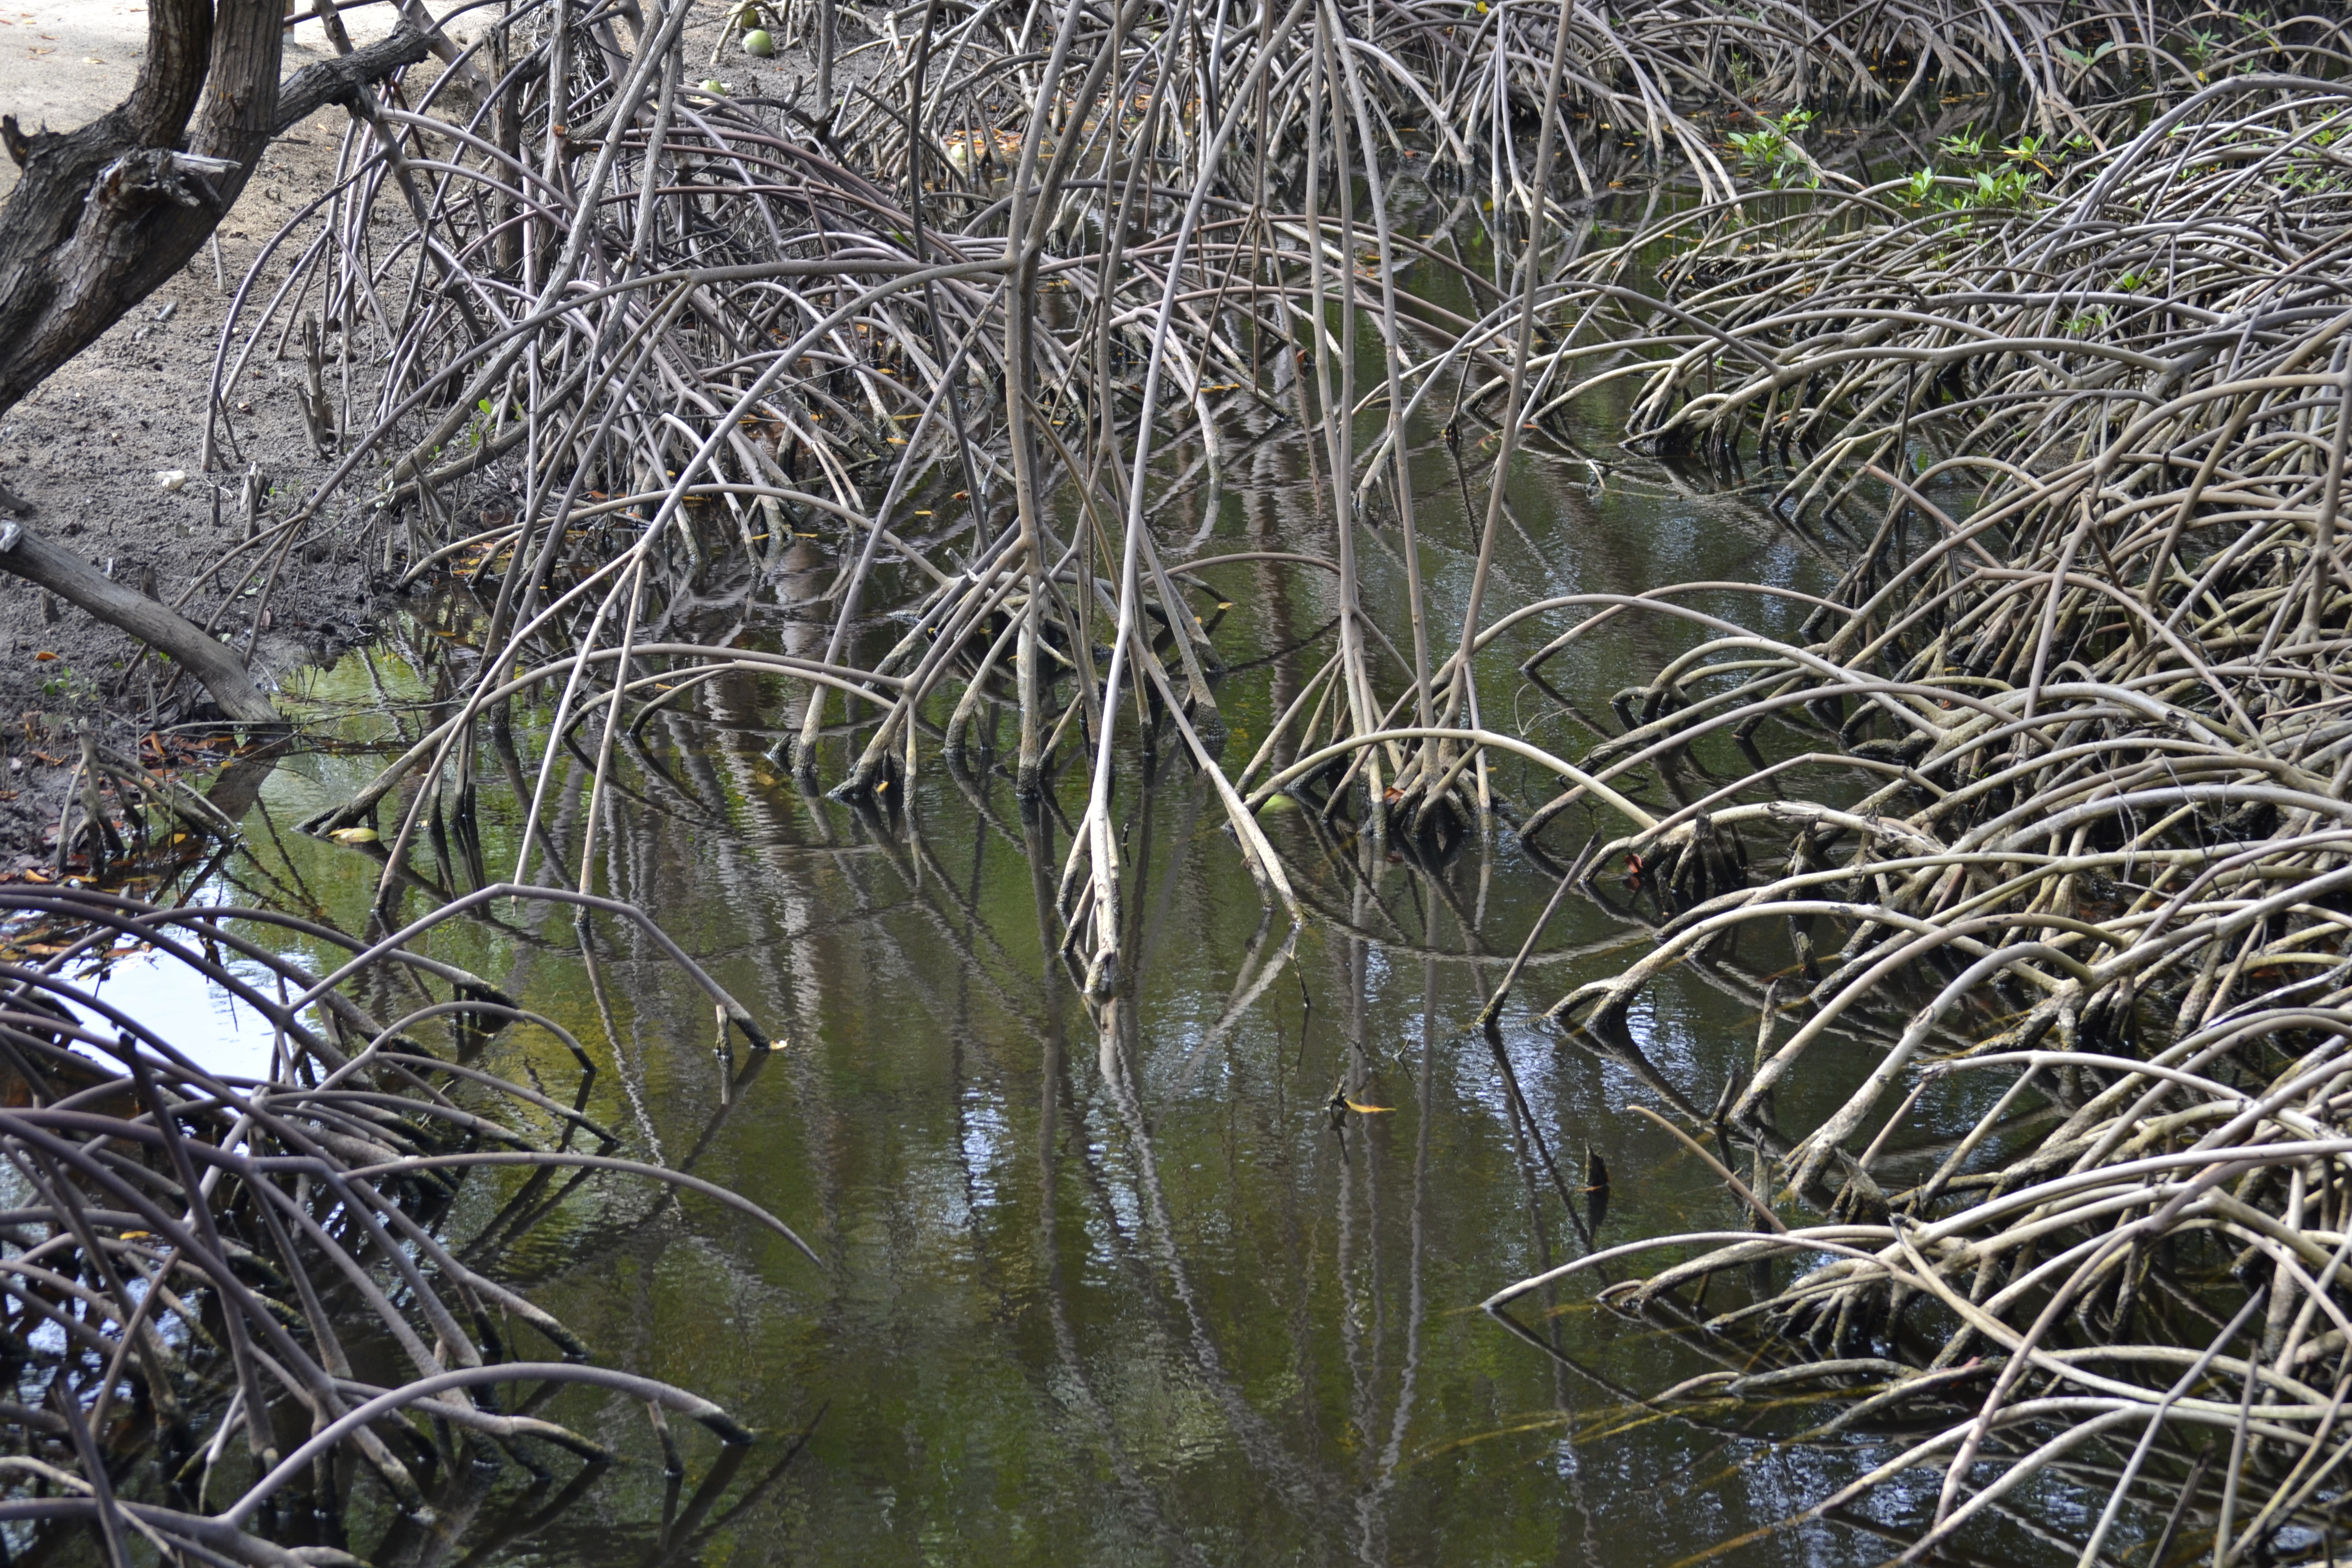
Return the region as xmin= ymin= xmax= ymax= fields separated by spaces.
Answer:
xmin=54 ymin=237 xmax=1992 ymax=1565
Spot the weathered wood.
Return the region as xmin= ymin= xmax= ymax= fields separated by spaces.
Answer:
xmin=0 ymin=8 xmax=428 ymax=699
xmin=0 ymin=1 xmax=425 ymax=422
xmin=275 ymin=23 xmax=432 ymax=128
xmin=0 ymin=521 xmax=278 ymax=724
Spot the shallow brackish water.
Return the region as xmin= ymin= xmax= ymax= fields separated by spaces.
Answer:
xmin=40 ymin=244 xmax=2049 ymax=1566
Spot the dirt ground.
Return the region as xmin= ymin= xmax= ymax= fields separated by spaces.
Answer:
xmin=0 ymin=3 xmax=429 ymax=868
xmin=0 ymin=2 xmax=841 ymax=871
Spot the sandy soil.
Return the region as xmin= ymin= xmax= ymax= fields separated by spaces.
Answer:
xmin=0 ymin=0 xmax=415 ymax=197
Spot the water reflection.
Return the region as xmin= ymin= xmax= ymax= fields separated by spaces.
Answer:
xmin=61 ymin=935 xmax=287 ymax=1082
xmin=28 ymin=324 xmax=1957 ymax=1566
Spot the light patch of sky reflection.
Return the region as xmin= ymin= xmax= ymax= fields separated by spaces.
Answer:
xmin=1623 ymin=987 xmax=1703 ymax=1082
xmin=1465 ymin=1020 xmax=1567 ymax=1129
xmin=59 ymin=944 xmax=290 ymax=1083
xmin=958 ymin=1090 xmax=1007 ymax=1218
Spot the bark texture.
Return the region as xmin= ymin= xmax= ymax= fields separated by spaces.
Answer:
xmin=0 ymin=522 xmax=278 ymax=725
xmin=0 ymin=6 xmax=430 ymax=723
xmin=0 ymin=4 xmax=431 ymax=420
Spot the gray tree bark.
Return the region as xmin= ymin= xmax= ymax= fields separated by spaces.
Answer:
xmin=0 ymin=5 xmax=431 ymax=721
xmin=0 ymin=522 xmax=278 ymax=725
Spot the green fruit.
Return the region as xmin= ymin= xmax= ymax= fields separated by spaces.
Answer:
xmin=699 ymin=78 xmax=728 ymax=94
xmin=741 ymin=27 xmax=774 ymax=56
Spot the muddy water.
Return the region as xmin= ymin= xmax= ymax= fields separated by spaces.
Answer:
xmin=81 ymin=248 xmax=1969 ymax=1565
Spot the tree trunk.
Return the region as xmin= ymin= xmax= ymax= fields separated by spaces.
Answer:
xmin=0 ymin=5 xmax=429 ymax=723
xmin=0 ymin=7 xmax=431 ymax=419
